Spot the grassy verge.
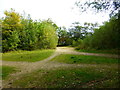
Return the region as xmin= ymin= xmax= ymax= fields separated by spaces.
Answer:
xmin=2 ymin=49 xmax=55 ymax=62
xmin=11 ymin=66 xmax=119 ymax=88
xmin=1 ymin=66 xmax=17 ymax=79
xmin=76 ymin=48 xmax=120 ymax=55
xmin=51 ymin=54 xmax=119 ymax=64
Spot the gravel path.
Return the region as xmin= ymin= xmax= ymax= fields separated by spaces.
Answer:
xmin=1 ymin=47 xmax=119 ymax=88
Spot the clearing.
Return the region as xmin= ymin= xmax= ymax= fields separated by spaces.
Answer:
xmin=1 ymin=47 xmax=119 ymax=88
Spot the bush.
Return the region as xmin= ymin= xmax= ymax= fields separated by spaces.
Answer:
xmin=72 ymin=39 xmax=83 ymax=47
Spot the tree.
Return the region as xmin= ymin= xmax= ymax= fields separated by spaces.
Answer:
xmin=91 ymin=17 xmax=120 ymax=49
xmin=77 ymin=16 xmax=120 ymax=50
xmin=2 ymin=9 xmax=21 ymax=52
xmin=69 ymin=22 xmax=97 ymax=41
xmin=69 ymin=22 xmax=83 ymax=41
xmin=1 ymin=9 xmax=58 ymax=52
xmin=18 ymin=14 xmax=38 ymax=50
xmin=75 ymin=0 xmax=120 ymax=17
xmin=39 ymin=19 xmax=58 ymax=49
xmin=57 ymin=27 xmax=70 ymax=46
xmin=74 ymin=0 xmax=120 ymax=50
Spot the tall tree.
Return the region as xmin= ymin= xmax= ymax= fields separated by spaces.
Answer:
xmin=2 ymin=9 xmax=21 ymax=52
xmin=36 ymin=19 xmax=58 ymax=49
xmin=57 ymin=27 xmax=68 ymax=46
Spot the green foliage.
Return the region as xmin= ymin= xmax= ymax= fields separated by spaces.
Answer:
xmin=2 ymin=8 xmax=119 ymax=52
xmin=18 ymin=17 xmax=38 ymax=50
xmin=80 ymin=36 xmax=92 ymax=49
xmin=2 ymin=49 xmax=55 ymax=62
xmin=38 ymin=20 xmax=58 ymax=49
xmin=2 ymin=9 xmax=58 ymax=52
xmin=69 ymin=23 xmax=83 ymax=40
xmin=73 ymin=0 xmax=120 ymax=51
xmin=2 ymin=9 xmax=21 ymax=52
xmin=92 ymin=18 xmax=120 ymax=49
xmin=57 ymin=27 xmax=72 ymax=46
xmin=76 ymin=15 xmax=120 ymax=50
xmin=68 ymin=22 xmax=97 ymax=48
xmin=57 ymin=22 xmax=96 ymax=46
xmin=72 ymin=39 xmax=83 ymax=47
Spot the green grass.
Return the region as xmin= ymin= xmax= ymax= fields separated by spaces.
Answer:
xmin=2 ymin=49 xmax=55 ymax=62
xmin=51 ymin=54 xmax=119 ymax=64
xmin=76 ymin=48 xmax=120 ymax=55
xmin=11 ymin=66 xmax=119 ymax=88
xmin=1 ymin=66 xmax=17 ymax=79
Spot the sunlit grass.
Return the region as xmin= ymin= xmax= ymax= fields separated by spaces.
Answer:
xmin=51 ymin=54 xmax=119 ymax=64
xmin=2 ymin=49 xmax=55 ymax=62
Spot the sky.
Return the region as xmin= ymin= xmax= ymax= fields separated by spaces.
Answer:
xmin=0 ymin=0 xmax=110 ymax=28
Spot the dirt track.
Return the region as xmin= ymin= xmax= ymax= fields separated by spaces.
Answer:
xmin=2 ymin=47 xmax=119 ymax=74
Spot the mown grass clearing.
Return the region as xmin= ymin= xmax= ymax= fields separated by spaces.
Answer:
xmin=1 ymin=66 xmax=17 ymax=79
xmin=11 ymin=66 xmax=119 ymax=88
xmin=2 ymin=49 xmax=55 ymax=62
xmin=51 ymin=54 xmax=119 ymax=64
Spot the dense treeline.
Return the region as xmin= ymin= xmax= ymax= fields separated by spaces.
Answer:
xmin=74 ymin=0 xmax=120 ymax=50
xmin=1 ymin=7 xmax=120 ymax=53
xmin=1 ymin=9 xmax=58 ymax=52
xmin=57 ymin=0 xmax=120 ymax=51
xmin=57 ymin=14 xmax=120 ymax=50
xmin=57 ymin=22 xmax=98 ymax=46
xmin=77 ymin=15 xmax=120 ymax=50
